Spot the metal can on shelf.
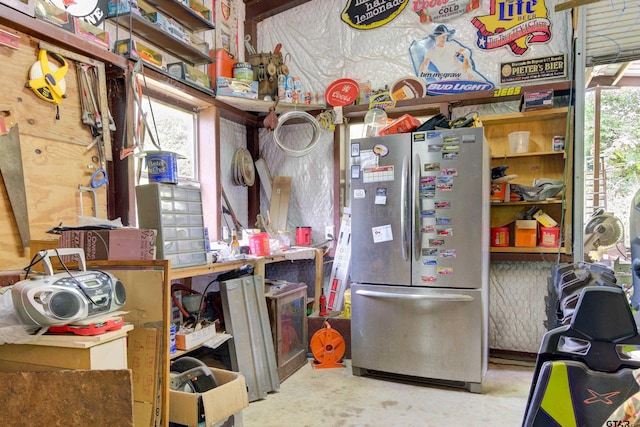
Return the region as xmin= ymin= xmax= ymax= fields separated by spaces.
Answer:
xmin=232 ymin=62 xmax=253 ymax=82
xmin=552 ymin=136 xmax=565 ymax=151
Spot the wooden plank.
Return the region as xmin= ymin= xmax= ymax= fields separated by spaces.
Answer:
xmin=28 ymin=324 xmax=134 ymax=348
xmin=0 ymin=25 xmax=107 ymax=270
xmin=1 ymin=370 xmax=134 ymax=427
xmin=555 ymin=0 xmax=603 ymax=11
xmin=269 ymin=176 xmax=292 ymax=233
xmin=480 ymin=107 xmax=569 ymax=125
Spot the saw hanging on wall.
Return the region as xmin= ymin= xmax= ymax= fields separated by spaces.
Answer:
xmin=25 ymin=49 xmax=68 ymax=109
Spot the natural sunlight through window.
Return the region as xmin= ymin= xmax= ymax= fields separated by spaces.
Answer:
xmin=136 ymin=97 xmax=197 ymax=183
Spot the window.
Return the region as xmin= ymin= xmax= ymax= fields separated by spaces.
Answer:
xmin=584 ymin=85 xmax=640 ymax=250
xmin=136 ymin=97 xmax=198 ymax=183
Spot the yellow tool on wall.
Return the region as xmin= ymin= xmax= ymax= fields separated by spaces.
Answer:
xmin=25 ymin=49 xmax=68 ymax=107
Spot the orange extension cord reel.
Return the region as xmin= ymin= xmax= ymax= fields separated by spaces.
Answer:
xmin=309 ymin=320 xmax=346 ymax=369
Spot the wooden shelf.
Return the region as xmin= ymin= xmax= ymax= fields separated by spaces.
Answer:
xmin=491 ymin=150 xmax=565 ymax=159
xmin=215 ymin=95 xmax=327 ymax=114
xmin=480 ymin=107 xmax=570 ymax=125
xmin=490 ymin=246 xmax=569 ymax=254
xmin=169 ymin=333 xmax=232 ymax=360
xmin=28 ymin=324 xmax=134 ymax=348
xmin=145 ymin=0 xmax=215 ymax=31
xmin=169 ymin=259 xmax=250 ymax=280
xmin=490 ymin=251 xmax=574 ymax=262
xmin=0 ymin=5 xmax=128 ymax=70
xmin=491 ymin=199 xmax=563 ymax=207
xmin=341 ymin=81 xmax=573 ymax=119
xmin=109 ymin=12 xmax=212 ymax=65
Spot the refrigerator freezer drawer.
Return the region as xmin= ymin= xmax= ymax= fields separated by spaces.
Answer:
xmin=351 ymin=283 xmax=486 ymax=392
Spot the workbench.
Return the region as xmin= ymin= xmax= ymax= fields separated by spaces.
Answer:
xmin=168 ymin=247 xmax=324 ymax=312
xmin=0 ymin=323 xmax=133 ymax=371
xmin=78 ymin=247 xmax=324 ymax=426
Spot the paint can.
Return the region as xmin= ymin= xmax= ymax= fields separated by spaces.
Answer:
xmin=296 ymin=227 xmax=312 ymax=246
xmin=249 ymin=232 xmax=270 ymax=256
xmin=144 ymin=151 xmax=178 ymax=184
xmin=552 ymin=136 xmax=565 ymax=151
xmin=233 ymin=62 xmax=254 ymax=82
xmin=490 ymin=227 xmax=509 ymax=247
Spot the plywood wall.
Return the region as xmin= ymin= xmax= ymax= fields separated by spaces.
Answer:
xmin=0 ymin=25 xmax=107 ymax=271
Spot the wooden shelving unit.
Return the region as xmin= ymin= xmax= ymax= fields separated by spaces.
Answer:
xmin=108 ymin=12 xmax=212 ymax=66
xmin=482 ymin=107 xmax=573 ymax=259
xmin=145 ymin=0 xmax=215 ymax=31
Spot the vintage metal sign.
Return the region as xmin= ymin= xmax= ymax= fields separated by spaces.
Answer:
xmin=412 ymin=0 xmax=480 ymax=23
xmin=341 ymin=0 xmax=410 ymax=30
xmin=48 ymin=0 xmax=109 ymax=25
xmin=500 ymin=54 xmax=567 ymax=84
xmin=472 ymin=0 xmax=552 ymax=56
xmin=409 ymin=24 xmax=494 ymax=95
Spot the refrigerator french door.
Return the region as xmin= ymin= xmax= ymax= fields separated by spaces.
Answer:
xmin=349 ymin=127 xmax=489 ymax=393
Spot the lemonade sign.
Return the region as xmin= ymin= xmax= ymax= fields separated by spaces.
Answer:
xmin=471 ymin=0 xmax=552 ymax=56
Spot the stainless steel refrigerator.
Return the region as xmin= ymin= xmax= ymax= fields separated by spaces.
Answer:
xmin=349 ymin=127 xmax=489 ymax=393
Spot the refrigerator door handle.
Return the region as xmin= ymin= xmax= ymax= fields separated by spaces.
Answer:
xmin=413 ymin=153 xmax=421 ymax=261
xmin=401 ymin=155 xmax=409 ymax=261
xmin=355 ymin=289 xmax=474 ymax=302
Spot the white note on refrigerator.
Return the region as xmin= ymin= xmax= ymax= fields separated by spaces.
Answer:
xmin=372 ymin=224 xmax=393 ymax=243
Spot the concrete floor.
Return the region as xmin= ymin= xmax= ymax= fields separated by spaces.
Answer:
xmin=242 ymin=358 xmax=534 ymax=427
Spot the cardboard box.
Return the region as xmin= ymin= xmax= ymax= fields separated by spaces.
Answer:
xmin=167 ymin=62 xmax=212 ymax=90
xmin=115 ymin=38 xmax=164 ymax=69
xmin=515 ymin=220 xmax=537 ymax=247
xmin=532 ymin=209 xmax=558 ymax=227
xmin=490 ymin=183 xmax=509 ymax=203
xmin=59 ymin=228 xmax=157 ymax=261
xmin=190 ymin=32 xmax=209 ymax=54
xmin=378 ymin=114 xmax=421 ymax=136
xmin=521 ymin=90 xmax=554 ymax=111
xmin=175 ymin=322 xmax=217 ymax=351
xmin=74 ymin=18 xmax=109 ymax=49
xmin=141 ymin=10 xmax=167 ymax=27
xmin=34 ymin=0 xmax=74 ymax=32
xmin=107 ymin=0 xmax=141 ymax=17
xmin=539 ymin=226 xmax=560 ymax=247
xmin=216 ymin=77 xmax=258 ymax=99
xmin=189 ymin=0 xmax=212 ymax=22
xmin=1 ymin=0 xmax=34 ymax=16
xmin=170 ymin=367 xmax=249 ymax=427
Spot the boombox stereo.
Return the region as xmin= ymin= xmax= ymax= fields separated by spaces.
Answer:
xmin=11 ymin=248 xmax=126 ymax=327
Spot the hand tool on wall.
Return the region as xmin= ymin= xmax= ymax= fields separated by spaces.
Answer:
xmin=78 ymin=62 xmax=116 ymax=134
xmin=0 ymin=109 xmax=30 ymax=249
xmin=37 ymin=41 xmax=113 ymax=162
xmin=77 ymin=62 xmax=103 ymax=133
xmin=221 ymin=185 xmax=244 ymax=231
xmin=78 ymin=185 xmax=98 ymax=217
xmin=25 ymin=49 xmax=68 ymax=119
xmin=77 ymin=62 xmax=110 ymax=188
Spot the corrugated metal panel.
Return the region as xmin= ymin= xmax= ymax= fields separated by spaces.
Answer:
xmin=585 ymin=0 xmax=640 ymax=66
xmin=220 ymin=275 xmax=280 ymax=402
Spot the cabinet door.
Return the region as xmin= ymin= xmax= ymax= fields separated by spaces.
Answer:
xmin=482 ymin=107 xmax=573 ymax=258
